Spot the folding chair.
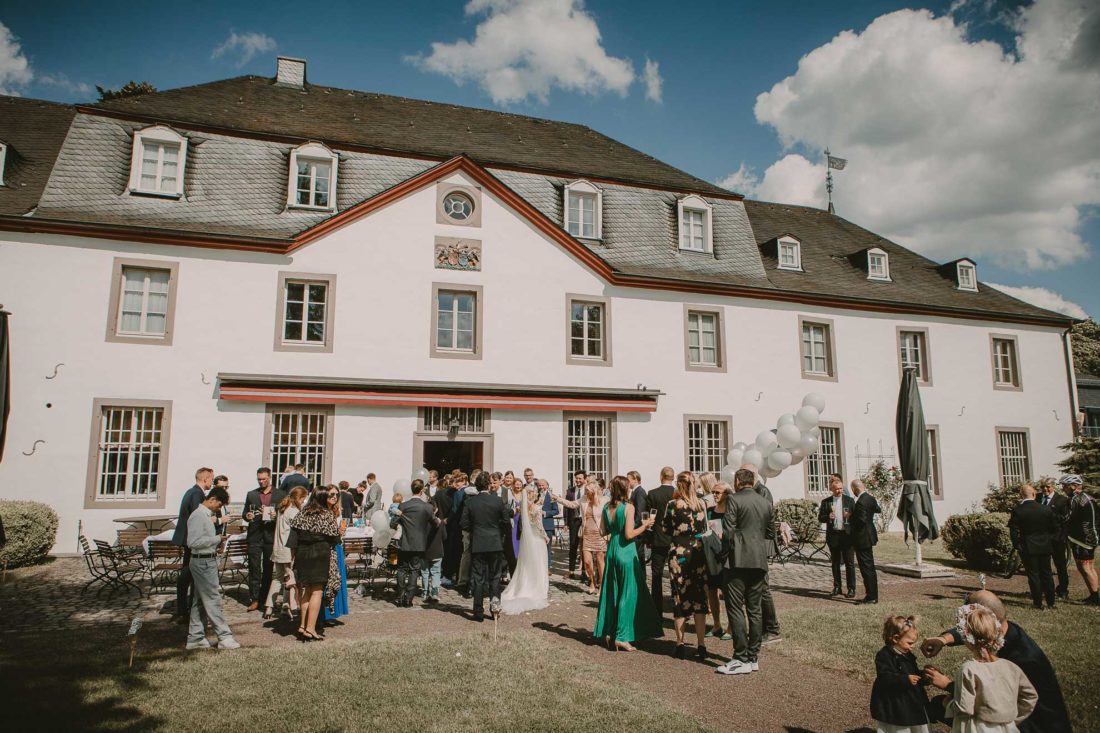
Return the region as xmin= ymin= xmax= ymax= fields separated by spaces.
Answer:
xmin=79 ymin=535 xmax=112 ymax=596
xmin=93 ymin=539 xmax=145 ymax=597
xmin=342 ymin=537 xmax=371 ymax=588
xmin=148 ymin=540 xmax=184 ymax=592
xmin=219 ymin=536 xmax=249 ymax=591
xmin=772 ymin=521 xmax=798 ymax=565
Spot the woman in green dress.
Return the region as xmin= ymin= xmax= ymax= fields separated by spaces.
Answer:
xmin=594 ymin=475 xmax=662 ymax=651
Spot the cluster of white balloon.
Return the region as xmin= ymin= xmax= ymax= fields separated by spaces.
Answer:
xmin=369 ymin=467 xmax=435 ymax=547
xmin=719 ymin=393 xmax=827 ymax=484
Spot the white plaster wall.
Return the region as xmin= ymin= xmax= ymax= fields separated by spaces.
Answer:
xmin=0 ymin=171 xmax=1075 ymax=552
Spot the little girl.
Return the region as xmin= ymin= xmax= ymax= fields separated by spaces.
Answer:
xmin=870 ymin=615 xmax=933 ymax=733
xmin=938 ymin=604 xmax=1038 ymax=732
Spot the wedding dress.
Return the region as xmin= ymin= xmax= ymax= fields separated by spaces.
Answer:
xmin=500 ymin=487 xmax=550 ymax=614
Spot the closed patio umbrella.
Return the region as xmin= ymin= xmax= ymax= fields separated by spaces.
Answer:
xmin=0 ymin=307 xmax=9 ymax=463
xmin=895 ymin=366 xmax=939 ymax=565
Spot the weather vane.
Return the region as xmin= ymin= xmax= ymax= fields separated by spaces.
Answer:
xmin=825 ymin=148 xmax=847 ymax=214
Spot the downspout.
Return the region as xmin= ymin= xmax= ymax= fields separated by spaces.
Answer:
xmin=1062 ymin=326 xmax=1080 ymax=440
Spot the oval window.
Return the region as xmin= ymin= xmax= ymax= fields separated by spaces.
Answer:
xmin=443 ymin=191 xmax=474 ymax=221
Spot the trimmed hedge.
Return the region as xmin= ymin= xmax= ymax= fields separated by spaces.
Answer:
xmin=941 ymin=512 xmax=1014 ymax=571
xmin=0 ymin=500 xmax=59 ymax=568
xmin=776 ymin=498 xmax=819 ymax=537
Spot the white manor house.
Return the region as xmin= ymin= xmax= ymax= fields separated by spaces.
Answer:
xmin=0 ymin=58 xmax=1080 ymax=553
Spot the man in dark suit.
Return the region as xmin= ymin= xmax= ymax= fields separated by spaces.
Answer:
xmin=818 ymin=473 xmax=857 ymax=598
xmin=646 ymin=466 xmax=676 ymax=619
xmin=849 ymin=478 xmax=881 ymax=605
xmin=1038 ymin=478 xmax=1071 ymax=600
xmin=717 ymin=468 xmax=774 ymax=675
xmin=243 ymin=467 xmax=287 ymax=612
xmin=390 ymin=479 xmax=440 ymax=607
xmin=1009 ymin=483 xmax=1059 ymax=610
xmin=627 ymin=470 xmax=648 ymax=564
xmin=278 ymin=463 xmax=310 ymax=493
xmin=564 ymin=471 xmax=585 ymax=580
xmin=460 ymin=472 xmax=513 ymax=620
xmin=171 ymin=467 xmax=214 ymax=621
xmin=744 ymin=465 xmax=781 ymax=644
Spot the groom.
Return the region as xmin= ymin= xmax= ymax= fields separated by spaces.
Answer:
xmin=461 ymin=471 xmax=513 ymax=621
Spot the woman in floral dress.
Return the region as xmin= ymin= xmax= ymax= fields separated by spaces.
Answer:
xmin=663 ymin=471 xmax=710 ymax=659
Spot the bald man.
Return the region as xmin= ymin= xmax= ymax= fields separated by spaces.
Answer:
xmin=1008 ymin=483 xmax=1059 ymax=610
xmin=922 ymin=590 xmax=1071 ymax=732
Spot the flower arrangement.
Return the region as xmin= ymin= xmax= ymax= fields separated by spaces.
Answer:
xmin=862 ymin=460 xmax=902 ymax=533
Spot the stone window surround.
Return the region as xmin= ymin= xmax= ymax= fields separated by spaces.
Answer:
xmin=273 ymin=271 xmax=338 ymax=353
xmin=104 ymin=256 xmax=180 ymax=346
xmin=683 ymin=413 xmax=733 ymax=473
xmin=263 ymin=404 xmax=335 ymax=486
xmin=84 ymin=397 xmax=172 ymax=510
xmin=565 ymin=293 xmax=612 ymax=367
xmin=990 ymin=333 xmax=1023 ymax=391
xmin=994 ymin=425 xmax=1031 ymax=487
xmin=430 ymin=281 xmax=484 ymax=360
xmin=683 ymin=303 xmax=727 ymax=373
xmin=561 ymin=411 xmax=618 ymax=489
xmin=803 ymin=420 xmax=845 ymax=498
xmin=896 ymin=326 xmax=933 ymax=386
xmin=436 ymin=182 xmax=483 ymax=227
xmin=798 ymin=315 xmax=838 ymax=382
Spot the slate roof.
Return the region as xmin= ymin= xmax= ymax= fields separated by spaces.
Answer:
xmin=743 ymin=199 xmax=1067 ymax=322
xmin=0 ymin=97 xmax=76 ymax=216
xmin=92 ymin=75 xmax=732 ymax=197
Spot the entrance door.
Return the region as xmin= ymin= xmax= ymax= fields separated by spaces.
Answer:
xmin=422 ymin=440 xmax=485 ymax=475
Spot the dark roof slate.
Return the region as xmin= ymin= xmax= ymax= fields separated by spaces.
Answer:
xmin=743 ymin=199 xmax=1069 ymax=323
xmin=0 ymin=96 xmax=76 ymax=216
xmin=92 ymin=75 xmax=731 ymax=197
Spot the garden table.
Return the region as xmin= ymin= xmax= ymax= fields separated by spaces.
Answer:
xmin=113 ymin=514 xmax=176 ymax=534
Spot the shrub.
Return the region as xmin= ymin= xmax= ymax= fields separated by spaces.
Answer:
xmin=862 ymin=461 xmax=902 ymax=532
xmin=0 ymin=500 xmax=60 ymax=568
xmin=941 ymin=512 xmax=1014 ymax=571
xmin=776 ymin=498 xmax=819 ymax=537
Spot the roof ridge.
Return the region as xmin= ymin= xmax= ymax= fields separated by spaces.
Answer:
xmin=92 ymin=74 xmax=258 ymax=108
xmin=0 ymin=94 xmax=76 ymax=110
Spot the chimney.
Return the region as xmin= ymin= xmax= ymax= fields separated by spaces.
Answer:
xmin=275 ymin=57 xmax=306 ymax=88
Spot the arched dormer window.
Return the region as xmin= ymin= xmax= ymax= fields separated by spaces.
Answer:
xmin=128 ymin=126 xmax=187 ymax=198
xmin=678 ymin=194 xmax=713 ymax=253
xmin=956 ymin=259 xmax=977 ymax=291
xmin=778 ymin=235 xmax=802 ymax=271
xmin=867 ymin=247 xmax=890 ymax=281
xmin=563 ymin=179 xmax=602 ymax=239
xmin=288 ymin=142 xmax=338 ymax=210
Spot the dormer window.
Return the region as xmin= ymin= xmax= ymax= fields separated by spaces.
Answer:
xmin=778 ymin=236 xmax=802 ymax=271
xmin=564 ymin=180 xmax=602 ymax=239
xmin=957 ymin=260 xmax=977 ymax=291
xmin=0 ymin=141 xmax=7 ymax=186
xmin=288 ymin=142 xmax=337 ymax=210
xmin=128 ymin=126 xmax=187 ymax=198
xmin=678 ymin=195 xmax=713 ymax=253
xmin=867 ymin=248 xmax=890 ymax=281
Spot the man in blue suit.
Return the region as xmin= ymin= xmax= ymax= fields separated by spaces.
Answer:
xmin=172 ymin=467 xmax=213 ymax=621
xmin=537 ymin=478 xmax=559 ymax=570
xmin=817 ymin=473 xmax=857 ymax=598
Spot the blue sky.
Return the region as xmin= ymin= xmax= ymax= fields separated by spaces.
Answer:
xmin=2 ymin=0 xmax=1097 ymax=319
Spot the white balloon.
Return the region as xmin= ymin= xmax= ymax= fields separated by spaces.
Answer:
xmin=799 ymin=433 xmax=820 ymax=455
xmin=370 ymin=510 xmax=390 ymax=533
xmin=731 ymin=441 xmax=748 ymax=453
xmin=411 ymin=467 xmax=430 ymax=484
xmin=759 ymin=464 xmax=780 ymax=479
xmin=755 ymin=430 xmax=778 ymax=453
xmin=776 ymin=413 xmax=796 ymax=428
xmin=794 ymin=405 xmax=820 ymax=431
xmin=720 ymin=464 xmax=737 ymax=483
xmin=726 ymin=449 xmax=744 ymax=468
xmin=768 ymin=449 xmax=792 ymax=470
xmin=802 ymin=392 xmax=826 ymax=414
xmin=777 ymin=423 xmax=802 ymax=450
xmin=392 ymin=477 xmax=411 ymax=495
xmin=809 ymin=426 xmax=821 ymax=440
xmin=790 ymin=446 xmax=807 ymax=465
xmin=741 ymin=448 xmax=763 ymax=469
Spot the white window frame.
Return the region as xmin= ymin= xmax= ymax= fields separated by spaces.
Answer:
xmin=566 ymin=294 xmax=612 ymax=366
xmin=867 ymin=247 xmax=890 ymax=281
xmin=778 ymin=236 xmax=802 ymax=271
xmin=0 ymin=141 xmax=7 ymax=186
xmin=897 ymin=328 xmax=932 ymax=384
xmin=116 ymin=266 xmax=171 ymax=338
xmin=685 ymin=416 xmax=731 ymax=474
xmin=265 ymin=405 xmax=334 ymax=489
xmin=274 ymin=271 xmax=337 ymax=353
xmin=799 ymin=316 xmax=837 ymax=381
xmin=927 ymin=426 xmax=943 ymax=499
xmin=128 ymin=126 xmax=187 ymax=198
xmin=956 ymin=261 xmax=978 ymax=291
xmin=84 ymin=398 xmax=172 ymax=509
xmin=564 ymin=413 xmax=615 ymax=489
xmin=990 ymin=335 xmax=1022 ymax=390
xmin=287 ymin=142 xmax=338 ymax=210
xmin=677 ymin=194 xmax=713 ymax=253
xmin=431 ymin=283 xmax=483 ymax=360
xmin=684 ymin=306 xmax=725 ymax=371
xmin=805 ymin=423 xmax=844 ymax=497
xmin=564 ymin=179 xmax=602 ymax=239
xmin=996 ymin=428 xmax=1031 ymax=486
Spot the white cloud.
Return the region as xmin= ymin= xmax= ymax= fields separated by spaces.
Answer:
xmin=987 ymin=283 xmax=1090 ymax=319
xmin=410 ymin=0 xmax=636 ymax=104
xmin=211 ymin=31 xmax=277 ymax=68
xmin=642 ymin=57 xmax=662 ymax=103
xmin=37 ymin=72 xmax=92 ymax=96
xmin=0 ymin=22 xmax=32 ymax=95
xmin=718 ymin=162 xmax=758 ymax=194
xmin=727 ymin=0 xmax=1100 ymax=272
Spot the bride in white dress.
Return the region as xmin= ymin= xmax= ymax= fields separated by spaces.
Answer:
xmin=500 ymin=485 xmax=550 ymax=614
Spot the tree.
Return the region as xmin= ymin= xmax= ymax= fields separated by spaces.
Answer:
xmin=96 ymin=81 xmax=157 ymax=101
xmin=1058 ymin=437 xmax=1100 ymax=498
xmin=1072 ymin=319 xmax=1100 ymax=376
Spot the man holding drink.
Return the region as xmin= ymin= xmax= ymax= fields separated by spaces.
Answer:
xmin=244 ymin=467 xmax=287 ymax=611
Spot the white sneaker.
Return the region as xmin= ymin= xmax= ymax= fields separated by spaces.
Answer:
xmin=217 ymin=637 xmax=241 ymax=650
xmin=715 ymin=659 xmax=752 ymax=675
xmin=750 ymin=661 xmax=759 ymax=672
xmin=185 ymin=638 xmax=211 ymax=650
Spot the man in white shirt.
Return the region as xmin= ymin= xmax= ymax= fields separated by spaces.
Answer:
xmin=185 ymin=486 xmax=240 ymax=650
xmin=816 ymin=474 xmax=856 ymax=598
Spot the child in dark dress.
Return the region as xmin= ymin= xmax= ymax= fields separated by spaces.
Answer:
xmin=870 ymin=615 xmax=933 ymax=733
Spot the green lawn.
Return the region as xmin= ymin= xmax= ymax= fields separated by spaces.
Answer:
xmin=872 ymin=532 xmax=961 ymax=568
xmin=773 ymin=591 xmax=1099 ymax=731
xmin=5 ymin=629 xmax=711 ymax=732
